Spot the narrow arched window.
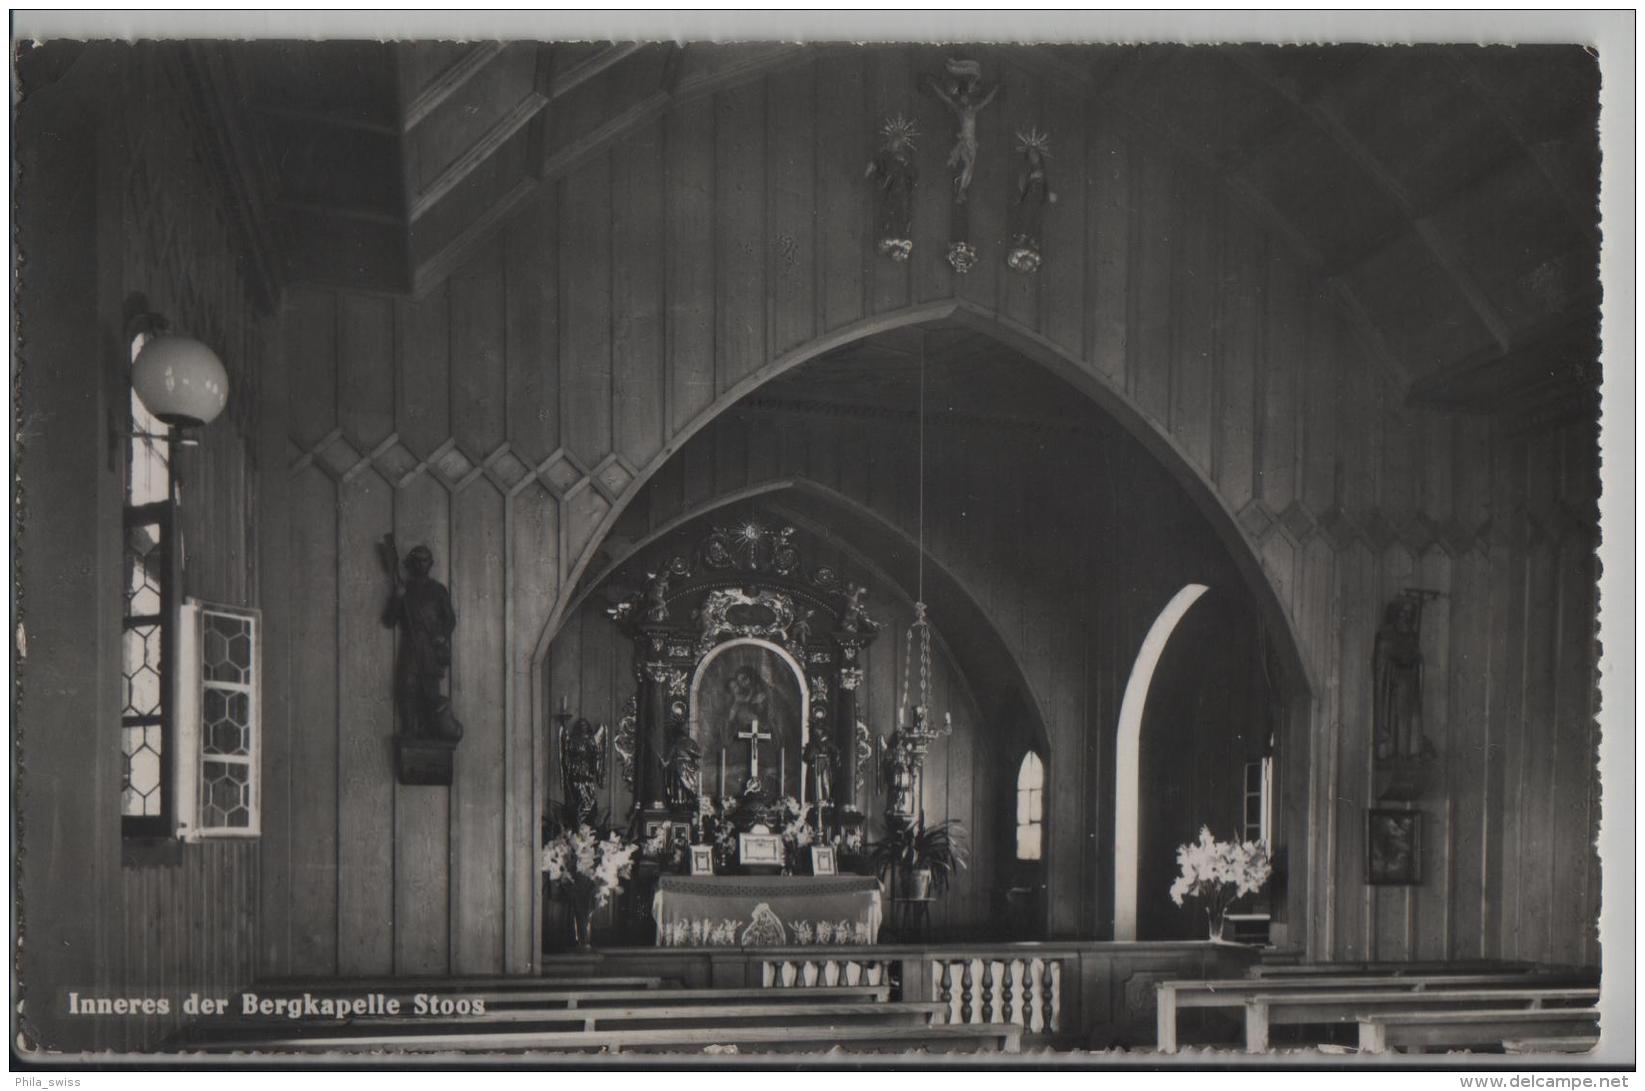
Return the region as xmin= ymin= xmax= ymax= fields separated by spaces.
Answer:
xmin=1015 ymin=751 xmax=1045 ymax=861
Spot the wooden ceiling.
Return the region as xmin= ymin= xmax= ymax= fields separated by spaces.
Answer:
xmin=197 ymin=41 xmax=1601 ymax=409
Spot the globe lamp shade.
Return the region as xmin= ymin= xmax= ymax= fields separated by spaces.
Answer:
xmin=131 ymin=335 xmax=229 ymax=428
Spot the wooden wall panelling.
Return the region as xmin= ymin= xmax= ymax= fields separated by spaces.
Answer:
xmin=560 ymin=157 xmax=613 ymax=468
xmin=768 ymin=60 xmax=818 ymax=358
xmin=1171 ymin=154 xmax=1216 ymax=475
xmin=510 ymin=481 xmax=558 ymax=971
xmin=1041 ymin=80 xmax=1087 ymax=357
xmin=288 ymin=289 xmax=339 ymax=450
xmin=288 ymin=467 xmax=340 ymax=975
xmin=391 ymin=470 xmax=451 ymax=975
xmin=1127 ymin=147 xmax=1174 ymax=425
xmin=1088 ymin=106 xmax=1130 ymax=385
xmin=665 ymin=96 xmax=717 ymax=434
xmin=1299 ymin=295 xmax=1338 ymax=518
xmin=397 ymin=287 xmax=452 ymax=459
xmin=338 ymin=294 xmax=396 ymax=449
xmin=714 ymin=80 xmax=767 ymax=394
xmin=504 ymin=189 xmax=560 ymax=466
xmin=450 ymin=239 xmax=508 ymax=458
xmin=815 ymin=50 xmax=867 ymax=339
xmin=451 ymin=480 xmax=507 ymax=974
xmin=336 ymin=471 xmax=396 ymax=975
xmin=611 ymin=120 xmax=667 ymax=470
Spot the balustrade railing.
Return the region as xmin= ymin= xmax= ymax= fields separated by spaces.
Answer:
xmin=929 ymin=954 xmax=1062 ymax=1034
xmin=761 ymin=956 xmax=891 ymax=989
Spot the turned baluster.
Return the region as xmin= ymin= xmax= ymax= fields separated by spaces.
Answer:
xmin=1002 ymin=959 xmax=1018 ymax=1025
xmin=939 ymin=960 xmax=955 ymax=1022
xmin=981 ymin=960 xmax=996 ymax=1023
xmin=1023 ymin=959 xmax=1039 ymax=1033
xmin=959 ymin=959 xmax=974 ymax=1023
xmin=1040 ymin=960 xmax=1057 ymax=1034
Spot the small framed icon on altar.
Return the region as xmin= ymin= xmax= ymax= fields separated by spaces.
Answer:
xmin=810 ymin=845 xmax=837 ymax=876
xmin=689 ymin=845 xmax=716 ymax=876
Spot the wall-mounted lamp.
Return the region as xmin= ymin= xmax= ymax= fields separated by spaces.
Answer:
xmin=131 ymin=331 xmax=229 ymax=432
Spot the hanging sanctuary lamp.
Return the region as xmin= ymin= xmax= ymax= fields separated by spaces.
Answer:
xmin=884 ymin=334 xmax=953 ymax=827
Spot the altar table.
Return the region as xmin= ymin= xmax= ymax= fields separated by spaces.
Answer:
xmin=653 ymin=875 xmax=882 ymax=947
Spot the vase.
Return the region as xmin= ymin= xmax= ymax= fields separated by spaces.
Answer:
xmin=1207 ymin=909 xmax=1227 ymax=943
xmin=572 ymin=904 xmax=596 ymax=951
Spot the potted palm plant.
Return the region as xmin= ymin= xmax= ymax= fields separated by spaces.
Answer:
xmin=871 ymin=817 xmax=970 ymax=900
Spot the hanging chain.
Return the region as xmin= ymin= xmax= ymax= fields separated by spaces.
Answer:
xmin=896 ymin=333 xmax=941 ymax=735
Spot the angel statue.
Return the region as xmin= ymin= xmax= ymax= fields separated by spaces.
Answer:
xmin=840 ymin=582 xmax=879 ymax=634
xmin=559 ymin=717 xmax=607 ymax=827
xmin=865 ymin=114 xmax=919 ymax=261
xmin=1007 ymin=127 xmax=1057 ymax=273
xmin=923 ymin=58 xmax=1000 ymax=205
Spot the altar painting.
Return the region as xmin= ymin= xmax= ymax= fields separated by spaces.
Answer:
xmin=692 ymin=639 xmax=807 ymax=799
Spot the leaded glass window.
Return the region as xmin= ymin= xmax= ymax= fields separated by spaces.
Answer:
xmin=1016 ymin=750 xmax=1045 ymax=861
xmin=121 ymin=503 xmax=173 ymax=836
xmin=176 ymin=602 xmax=261 ymax=838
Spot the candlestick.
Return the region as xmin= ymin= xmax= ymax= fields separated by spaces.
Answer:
xmin=719 ymin=750 xmax=727 ymax=799
xmin=780 ymin=748 xmax=786 ymax=795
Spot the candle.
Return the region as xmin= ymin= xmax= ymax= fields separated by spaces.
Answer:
xmin=780 ymin=748 xmax=786 ymax=794
xmin=560 ymin=694 xmax=569 ymax=715
xmin=719 ymin=750 xmax=726 ymax=799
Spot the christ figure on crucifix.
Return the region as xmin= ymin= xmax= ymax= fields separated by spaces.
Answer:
xmin=924 ymin=58 xmax=999 ymax=206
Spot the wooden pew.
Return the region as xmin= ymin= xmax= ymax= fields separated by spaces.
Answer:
xmin=174 ymin=985 xmax=898 ymax=1045
xmin=1155 ymin=972 xmax=1595 ymax=1053
xmin=1242 ymin=987 xmax=1599 ymax=1051
xmin=248 ymin=975 xmax=670 ymax=992
xmin=1248 ymin=961 xmax=1540 ymax=979
xmin=192 ymin=1000 xmax=949 ymax=1048
xmin=190 ymin=1018 xmax=1023 ymax=1055
xmin=1503 ymin=1036 xmax=1601 ymax=1055
xmin=1359 ymin=1008 xmax=1599 ymax=1054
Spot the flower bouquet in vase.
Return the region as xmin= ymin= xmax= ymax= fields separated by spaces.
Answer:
xmin=1169 ymin=826 xmax=1272 ymax=942
xmin=541 ymin=824 xmax=639 ymax=950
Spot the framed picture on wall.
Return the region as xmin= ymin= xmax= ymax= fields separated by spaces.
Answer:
xmin=810 ymin=845 xmax=837 ymax=876
xmin=1367 ymin=808 xmax=1422 ymax=885
xmin=689 ymin=845 xmax=715 ymax=876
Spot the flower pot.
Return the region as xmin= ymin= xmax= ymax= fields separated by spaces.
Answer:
xmin=907 ymin=867 xmax=934 ymax=901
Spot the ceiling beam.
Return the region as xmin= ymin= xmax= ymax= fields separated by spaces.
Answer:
xmin=402 ymin=41 xmax=506 ymax=131
xmin=548 ymin=41 xmax=648 ymax=99
xmin=409 ymin=91 xmax=548 ymax=220
xmin=1223 ymin=46 xmax=1516 ymax=356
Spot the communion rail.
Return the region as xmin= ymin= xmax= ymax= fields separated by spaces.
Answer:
xmin=549 ymin=941 xmax=1257 ymax=1048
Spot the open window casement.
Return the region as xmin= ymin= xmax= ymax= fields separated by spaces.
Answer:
xmin=173 ymin=600 xmax=262 ymax=840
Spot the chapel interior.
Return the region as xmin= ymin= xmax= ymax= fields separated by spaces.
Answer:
xmin=14 ymin=38 xmax=1607 ymax=1057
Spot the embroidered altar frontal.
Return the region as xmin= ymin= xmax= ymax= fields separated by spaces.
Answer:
xmin=653 ymin=875 xmax=882 ymax=947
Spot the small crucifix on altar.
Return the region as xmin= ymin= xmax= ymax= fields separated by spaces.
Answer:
xmin=737 ymin=717 xmax=773 ymax=780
